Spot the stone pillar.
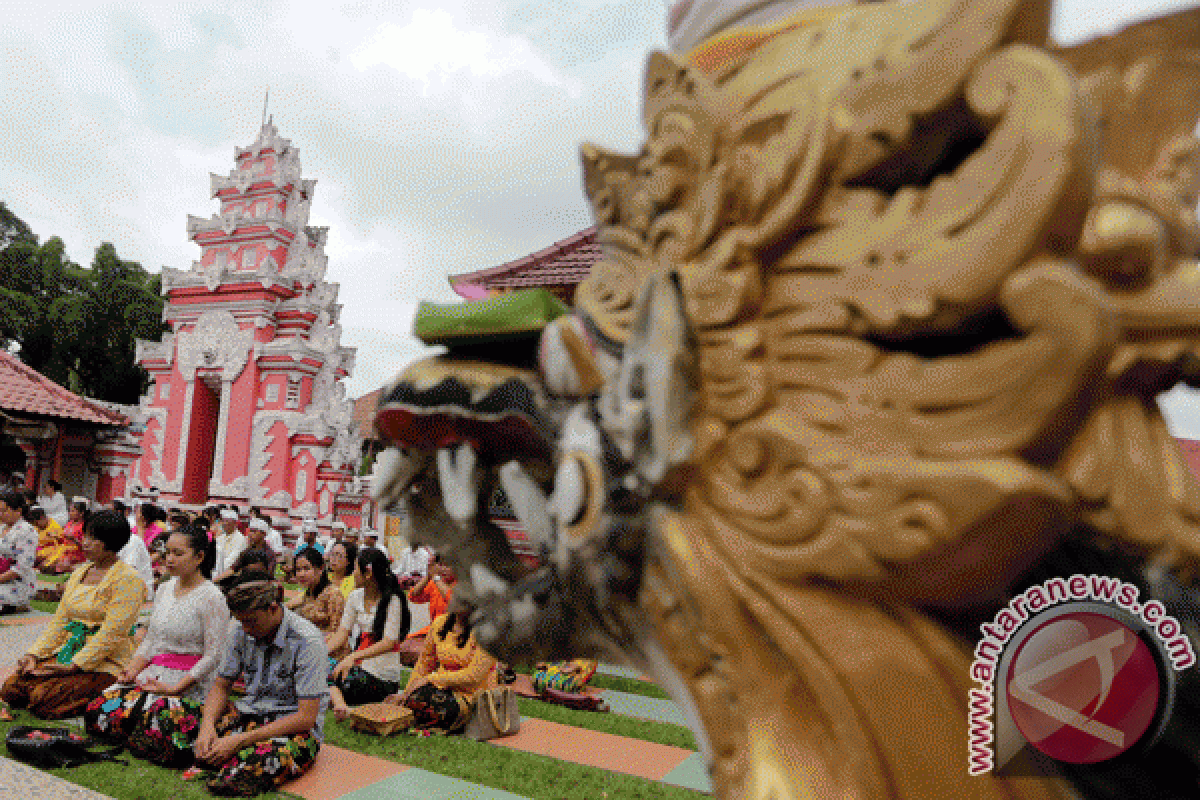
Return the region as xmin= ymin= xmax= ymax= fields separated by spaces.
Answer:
xmin=209 ymin=377 xmax=234 ymax=488
xmin=173 ymin=379 xmax=196 ymax=490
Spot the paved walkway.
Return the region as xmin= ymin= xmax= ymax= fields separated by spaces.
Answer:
xmin=491 ymin=716 xmax=711 ymax=793
xmin=0 ymin=754 xmax=113 ymax=799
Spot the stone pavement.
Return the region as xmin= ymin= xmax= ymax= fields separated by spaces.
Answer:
xmin=0 ymin=754 xmax=113 ymax=799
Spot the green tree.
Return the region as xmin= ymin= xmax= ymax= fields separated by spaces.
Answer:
xmin=71 ymin=242 xmax=167 ymax=404
xmin=0 ymin=203 xmax=167 ymax=403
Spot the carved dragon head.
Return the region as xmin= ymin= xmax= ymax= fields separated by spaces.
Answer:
xmin=373 ymin=1 xmax=1200 ymax=797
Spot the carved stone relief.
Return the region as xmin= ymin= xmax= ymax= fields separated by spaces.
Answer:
xmin=176 ymin=310 xmax=254 ymax=381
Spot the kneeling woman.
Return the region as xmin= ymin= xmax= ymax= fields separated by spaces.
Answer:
xmin=2 ymin=511 xmax=144 ymax=718
xmin=85 ymin=524 xmax=229 ymax=765
xmin=397 ymin=609 xmax=498 ymax=732
xmin=285 ymin=548 xmax=344 ymax=638
xmin=326 ymin=548 xmax=410 ymax=718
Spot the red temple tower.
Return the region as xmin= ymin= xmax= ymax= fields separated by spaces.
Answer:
xmin=132 ymin=121 xmax=365 ymax=531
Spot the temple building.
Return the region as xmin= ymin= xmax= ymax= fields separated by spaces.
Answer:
xmin=447 ymin=227 xmax=600 ymax=303
xmin=130 ymin=121 xmax=366 ymax=530
xmin=0 ymin=351 xmax=132 ymax=501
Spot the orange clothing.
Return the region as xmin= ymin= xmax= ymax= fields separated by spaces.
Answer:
xmin=405 ymin=613 xmax=497 ymax=702
xmin=406 ymin=579 xmax=452 ymax=639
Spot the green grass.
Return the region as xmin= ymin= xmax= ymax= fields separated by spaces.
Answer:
xmin=587 ymin=672 xmax=670 ymax=700
xmin=389 ymin=668 xmax=692 ymax=749
xmin=0 ymin=704 xmax=703 ymax=800
xmin=0 ymin=709 xmax=299 ymax=800
xmin=324 ymin=722 xmax=705 ymax=800
xmin=37 ymin=573 xmax=71 ymax=584
xmin=31 ymin=599 xmax=58 ymax=614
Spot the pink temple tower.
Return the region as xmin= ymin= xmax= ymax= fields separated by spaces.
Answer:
xmin=132 ymin=121 xmax=365 ymax=531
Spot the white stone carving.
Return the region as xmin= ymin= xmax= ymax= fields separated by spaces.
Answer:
xmin=209 ymin=476 xmax=248 ymax=498
xmin=294 ymin=469 xmax=307 ymax=501
xmin=177 ymin=311 xmax=254 ymax=381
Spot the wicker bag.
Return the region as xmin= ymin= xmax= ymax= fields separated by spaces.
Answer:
xmin=347 ymin=703 xmax=415 ymax=736
xmin=463 ymin=687 xmax=520 ymax=741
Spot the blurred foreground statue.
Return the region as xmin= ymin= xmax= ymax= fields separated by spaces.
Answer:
xmin=373 ymin=1 xmax=1200 ymax=797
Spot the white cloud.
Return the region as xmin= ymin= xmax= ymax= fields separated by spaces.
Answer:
xmin=2 ymin=0 xmax=1196 ymax=417
xmin=350 ymin=9 xmax=576 ymax=96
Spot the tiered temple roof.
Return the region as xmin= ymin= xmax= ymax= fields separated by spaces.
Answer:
xmin=448 ymin=227 xmax=601 ymax=303
xmin=0 ymin=351 xmax=127 ymax=427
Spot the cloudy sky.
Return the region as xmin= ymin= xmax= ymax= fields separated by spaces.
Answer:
xmin=3 ymin=0 xmax=1200 ymax=429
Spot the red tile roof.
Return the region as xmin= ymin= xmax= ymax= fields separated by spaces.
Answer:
xmin=0 ymin=351 xmax=128 ymax=426
xmin=353 ymin=388 xmax=384 ymax=441
xmin=448 ymin=227 xmax=601 ymax=302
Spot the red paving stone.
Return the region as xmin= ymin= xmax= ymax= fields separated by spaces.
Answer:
xmin=491 ymin=716 xmax=692 ymax=782
xmin=285 ymin=743 xmax=409 ymax=800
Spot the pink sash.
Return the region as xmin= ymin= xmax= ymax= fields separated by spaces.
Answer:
xmin=150 ymin=653 xmax=202 ymax=671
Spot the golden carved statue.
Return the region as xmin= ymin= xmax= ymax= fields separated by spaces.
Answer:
xmin=373 ymin=1 xmax=1200 ymax=797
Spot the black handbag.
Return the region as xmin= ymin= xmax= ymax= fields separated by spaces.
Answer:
xmin=5 ymin=726 xmax=127 ymax=768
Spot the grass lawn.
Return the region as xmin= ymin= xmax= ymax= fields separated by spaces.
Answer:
xmin=324 ymin=721 xmax=705 ymax=800
xmin=387 ymin=668 xmax=693 ymax=749
xmin=0 ymin=709 xmax=299 ymax=800
xmin=37 ymin=573 xmax=71 ymax=584
xmin=0 ymin=705 xmax=704 ymax=800
xmin=587 ymin=672 xmax=670 ymax=700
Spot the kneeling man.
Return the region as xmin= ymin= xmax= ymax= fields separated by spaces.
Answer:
xmin=196 ymin=576 xmax=329 ymax=796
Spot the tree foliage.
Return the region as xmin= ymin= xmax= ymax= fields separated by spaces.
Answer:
xmin=0 ymin=202 xmax=167 ymax=404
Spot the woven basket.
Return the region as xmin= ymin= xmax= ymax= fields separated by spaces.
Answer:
xmin=347 ymin=703 xmax=414 ymax=736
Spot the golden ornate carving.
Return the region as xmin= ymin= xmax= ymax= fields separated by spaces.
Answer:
xmin=373 ymin=2 xmax=1200 ymax=798
xmin=570 ymin=1 xmax=1200 ymax=797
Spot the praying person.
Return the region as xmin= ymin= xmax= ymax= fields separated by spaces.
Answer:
xmin=118 ymin=523 xmax=156 ymax=602
xmin=193 ymin=576 xmax=327 ymax=795
xmin=325 ymin=548 xmax=410 ymax=718
xmin=294 ymin=521 xmax=324 ymax=560
xmin=286 ymin=548 xmax=345 ymax=643
xmin=0 ymin=492 xmax=38 ymax=613
xmin=39 ymin=479 xmax=68 ymax=527
xmin=392 ymin=608 xmax=498 ymax=732
xmin=45 ymin=497 xmax=89 ymax=575
xmin=2 ymin=511 xmax=144 ymax=718
xmin=85 ymin=524 xmax=228 ymax=767
xmin=29 ymin=506 xmax=66 ymax=572
xmin=212 ymin=509 xmax=247 ymax=582
xmin=240 ymin=518 xmax=278 ymax=578
xmin=326 ymin=541 xmax=357 ymax=599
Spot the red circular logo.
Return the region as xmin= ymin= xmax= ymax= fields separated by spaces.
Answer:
xmin=1005 ymin=612 xmax=1161 ymax=764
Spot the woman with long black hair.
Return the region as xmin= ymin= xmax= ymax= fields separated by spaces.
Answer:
xmin=325 ymin=547 xmax=410 ymax=718
xmin=395 ymin=608 xmax=499 ymax=732
xmin=84 ymin=523 xmax=228 ymax=766
xmin=286 ymin=548 xmax=345 ymax=640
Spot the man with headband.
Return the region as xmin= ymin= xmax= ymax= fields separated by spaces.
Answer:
xmin=193 ymin=574 xmax=327 ymax=794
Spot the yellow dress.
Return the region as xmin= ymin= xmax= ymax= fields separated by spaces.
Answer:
xmin=405 ymin=613 xmax=498 ymax=718
xmin=337 ymin=575 xmax=355 ymax=599
xmin=27 ymin=560 xmax=145 ymax=676
xmin=34 ymin=519 xmax=66 ymax=568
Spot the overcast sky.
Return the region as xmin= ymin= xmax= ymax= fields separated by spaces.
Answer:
xmin=2 ymin=0 xmax=1199 ymax=431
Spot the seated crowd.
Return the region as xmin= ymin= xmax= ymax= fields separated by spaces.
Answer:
xmin=0 ymin=487 xmax=529 ymax=797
